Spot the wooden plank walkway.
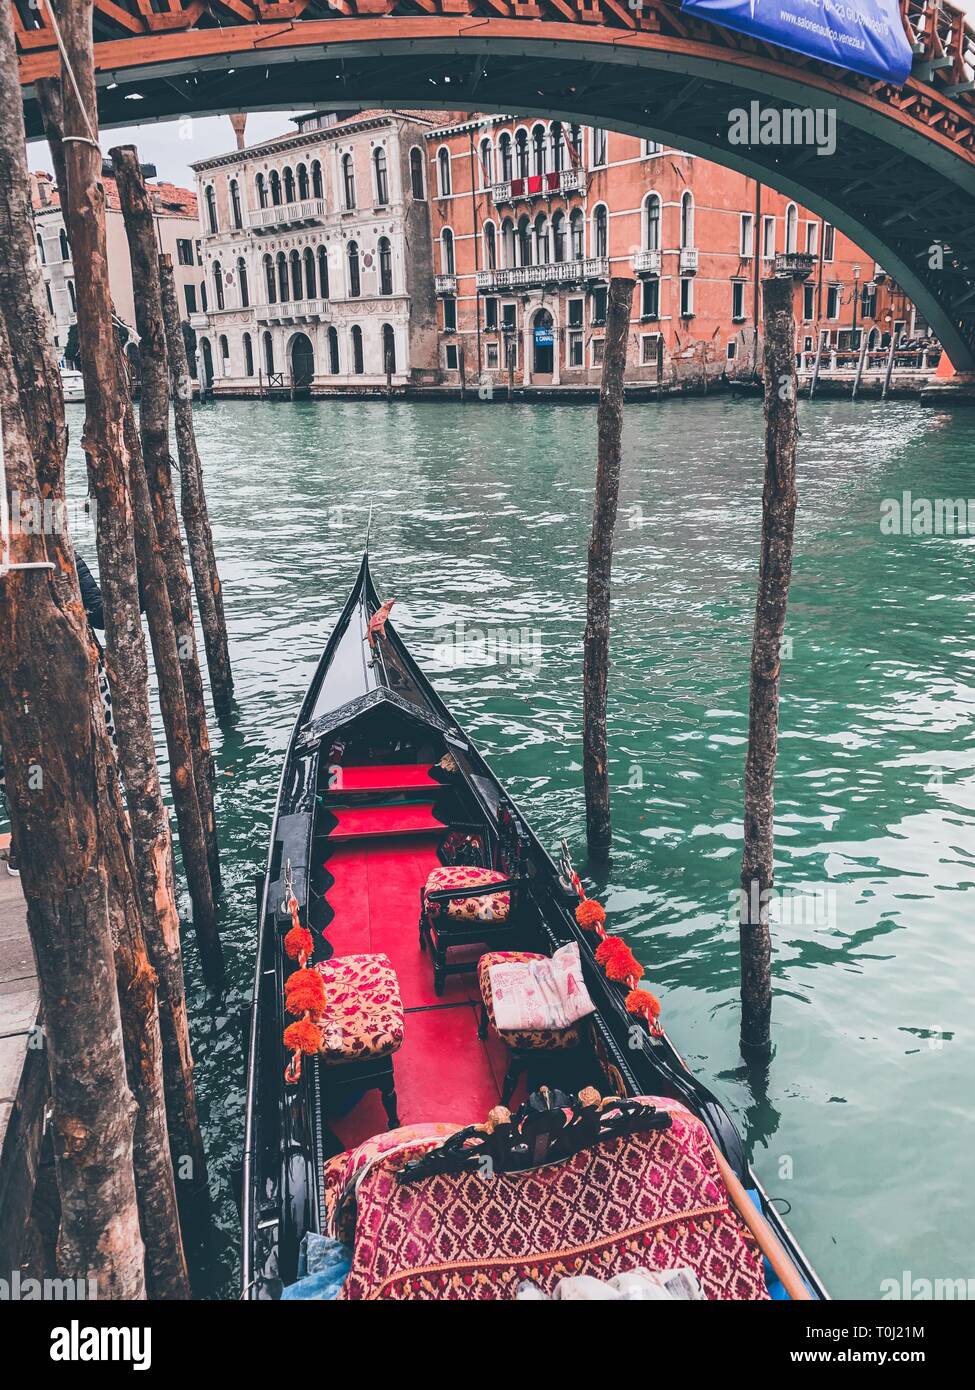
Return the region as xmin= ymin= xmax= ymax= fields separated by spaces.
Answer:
xmin=0 ymin=832 xmax=44 ymax=1271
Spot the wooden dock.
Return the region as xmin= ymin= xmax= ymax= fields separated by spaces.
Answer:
xmin=0 ymin=833 xmax=45 ymax=1272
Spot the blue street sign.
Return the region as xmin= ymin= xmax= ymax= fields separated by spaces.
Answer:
xmin=534 ymin=328 xmax=554 ymax=346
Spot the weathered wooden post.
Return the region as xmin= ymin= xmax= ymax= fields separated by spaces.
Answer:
xmin=808 ymin=326 xmax=824 ymax=399
xmin=158 ymin=255 xmax=234 ymax=722
xmin=851 ymin=330 xmax=869 ymax=400
xmin=882 ymin=333 xmax=897 ymax=400
xmin=739 ymin=275 xmax=800 ymax=1057
xmin=111 ymin=149 xmax=222 ymax=900
xmin=583 ymin=277 xmax=635 ymax=861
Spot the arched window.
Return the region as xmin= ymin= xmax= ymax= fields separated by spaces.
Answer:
xmin=570 ymin=208 xmax=585 ymax=260
xmin=517 ymin=214 xmax=532 ymax=267
xmin=205 ymin=185 xmax=218 ymax=234
xmin=382 ymin=323 xmax=396 ymax=375
xmin=213 ymin=260 xmax=225 ymax=311
xmin=237 ymin=256 xmax=249 ymax=307
xmin=378 ymin=236 xmax=393 ymax=295
xmin=230 ymin=179 xmax=242 ymax=230
xmin=437 ymin=147 xmax=451 ymax=197
xmin=532 ymin=124 xmax=547 ymax=178
xmin=785 ymin=202 xmax=798 ymax=254
xmin=312 ymin=160 xmax=323 ymax=200
xmin=200 ymin=337 xmax=213 ymax=384
xmin=483 ymin=221 xmax=497 ymax=271
xmin=341 ymin=153 xmax=356 ymax=210
xmin=327 ymin=325 xmax=340 ymax=374
xmin=283 ymin=167 xmax=296 ymax=204
xmin=59 ymin=228 xmax=69 ymax=261
xmin=37 ymin=232 xmax=45 ymax=265
xmin=373 ymin=147 xmax=389 ymax=205
xmin=297 ymin=163 xmax=309 ymax=200
xmin=256 ymin=173 xmax=268 ymax=209
xmin=441 ymin=228 xmax=455 ymax=276
xmin=263 ymin=331 xmax=274 ymax=374
xmin=515 ymin=129 xmax=529 ymax=179
xmin=269 ymin=170 xmax=282 ymax=206
xmin=535 ymin=214 xmax=550 ymax=265
xmin=479 ymin=138 xmax=493 ymax=189
xmin=318 ymin=245 xmax=329 ymax=300
xmin=591 ymin=128 xmax=608 ymax=167
xmin=304 ymin=247 xmax=316 ymax=299
xmin=351 ymin=324 xmax=364 ymax=375
xmin=347 ymin=240 xmax=360 ymax=298
xmin=264 ymin=253 xmax=276 ymax=303
xmin=499 ymin=132 xmax=513 ymax=181
xmin=45 ymin=282 xmax=53 ymax=314
xmin=551 ymin=121 xmax=564 ymax=174
xmin=276 ymin=251 xmax=289 ymax=303
xmin=410 ymin=147 xmax=425 ymax=200
xmin=218 ymin=334 xmax=230 ymax=374
xmin=644 ymin=193 xmax=661 ymax=252
xmin=680 ymin=191 xmax=694 ymax=248
xmin=243 ymin=332 xmax=254 ymax=377
xmin=593 ymin=205 xmax=608 ymax=259
xmin=290 ymin=249 xmax=302 ymax=300
xmin=552 ymin=210 xmax=565 ymax=263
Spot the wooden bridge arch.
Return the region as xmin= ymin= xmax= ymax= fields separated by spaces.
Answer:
xmin=12 ymin=0 xmax=975 ymax=367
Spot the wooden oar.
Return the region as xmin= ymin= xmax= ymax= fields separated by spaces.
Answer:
xmin=709 ymin=1144 xmax=814 ymax=1301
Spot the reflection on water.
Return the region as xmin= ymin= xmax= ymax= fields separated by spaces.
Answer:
xmin=61 ymin=396 xmax=975 ymax=1297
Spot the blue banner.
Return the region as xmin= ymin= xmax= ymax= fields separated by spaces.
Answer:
xmin=681 ymin=0 xmax=913 ymax=86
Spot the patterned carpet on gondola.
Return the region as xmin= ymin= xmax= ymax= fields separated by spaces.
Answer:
xmin=337 ymin=1100 xmax=770 ymax=1301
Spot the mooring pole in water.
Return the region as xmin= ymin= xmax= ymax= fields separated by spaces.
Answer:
xmin=583 ymin=276 xmax=635 ymax=863
xmin=851 ymin=331 xmax=869 ymax=401
xmin=158 ymin=254 xmax=235 ymax=723
xmin=809 ymin=326 xmax=824 ymax=399
xmin=739 ymin=275 xmax=799 ymax=1058
xmin=882 ymin=334 xmax=897 ymax=400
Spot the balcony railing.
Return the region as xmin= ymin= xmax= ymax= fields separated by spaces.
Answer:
xmin=247 ymin=198 xmax=326 ymax=232
xmin=774 ymin=251 xmax=816 ymax=281
xmin=256 ymin=299 xmax=330 ymax=323
xmin=435 ymin=274 xmax=457 ymax=295
xmin=476 ymin=257 xmax=608 ymax=292
xmin=490 ymin=168 xmax=587 ymax=204
xmin=679 ymin=247 xmax=699 ymax=274
xmin=633 ymin=249 xmax=662 ymax=275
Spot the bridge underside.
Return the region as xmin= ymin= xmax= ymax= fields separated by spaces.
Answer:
xmin=18 ymin=24 xmax=975 ymax=369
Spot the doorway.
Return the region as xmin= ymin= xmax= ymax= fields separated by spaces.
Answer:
xmin=531 ymin=309 xmax=554 ymax=380
xmin=290 ymin=332 xmax=315 ymax=392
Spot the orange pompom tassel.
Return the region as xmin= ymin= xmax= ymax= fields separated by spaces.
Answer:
xmin=603 ymin=945 xmax=643 ymax=984
xmin=284 ymin=923 xmax=314 ymax=961
xmin=576 ymin=899 xmax=606 ymax=931
xmin=283 ymin=1018 xmax=321 ymax=1055
xmin=594 ymin=935 xmax=626 ymax=965
xmin=626 ymin=988 xmax=661 ymax=1019
xmin=285 ymin=968 xmax=326 ymax=1018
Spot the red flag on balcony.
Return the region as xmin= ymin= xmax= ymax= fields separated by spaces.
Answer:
xmin=527 ymin=174 xmax=543 ymax=195
xmin=511 ymin=177 xmax=525 ymax=197
xmin=545 ymin=171 xmax=559 ymax=191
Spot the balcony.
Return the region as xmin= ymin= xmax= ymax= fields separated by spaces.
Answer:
xmin=679 ymin=247 xmax=699 ymax=274
xmin=435 ymin=274 xmax=457 ymax=295
xmin=256 ymin=299 xmax=330 ymax=324
xmin=491 ymin=168 xmax=587 ymax=205
xmin=188 ymin=311 xmax=209 ymax=332
xmin=247 ymin=199 xmax=326 ymax=232
xmin=476 ymin=257 xmax=608 ymax=293
xmin=774 ymin=251 xmax=816 ymax=281
xmin=633 ymin=249 xmax=662 ymax=276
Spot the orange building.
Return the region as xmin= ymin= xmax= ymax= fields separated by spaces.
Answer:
xmin=424 ymin=117 xmax=930 ymax=392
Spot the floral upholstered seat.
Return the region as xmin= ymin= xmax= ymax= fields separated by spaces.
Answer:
xmin=477 ymin=951 xmax=582 ymax=1051
xmin=324 ymin=1122 xmax=462 ymax=1243
xmin=313 ymin=953 xmax=405 ymax=1064
xmin=423 ymin=865 xmax=511 ymax=922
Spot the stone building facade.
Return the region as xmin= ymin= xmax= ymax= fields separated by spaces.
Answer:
xmin=423 ymin=116 xmax=930 ymax=392
xmin=190 ymin=110 xmax=442 ymax=395
xmin=29 ymin=169 xmax=200 ymax=360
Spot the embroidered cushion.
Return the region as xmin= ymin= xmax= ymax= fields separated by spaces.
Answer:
xmin=478 ymin=951 xmax=581 ymax=1051
xmin=424 ymin=865 xmax=511 ymax=923
xmin=324 ymin=1122 xmax=463 ymax=1243
xmin=338 ymin=1098 xmax=771 ymax=1301
xmin=313 ymin=953 xmax=405 ymax=1064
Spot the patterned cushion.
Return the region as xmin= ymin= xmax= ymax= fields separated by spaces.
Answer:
xmin=477 ymin=951 xmax=581 ymax=1051
xmin=338 ymin=1099 xmax=771 ymax=1301
xmin=424 ymin=865 xmax=511 ymax=923
xmin=324 ymin=1123 xmax=462 ymax=1243
xmin=313 ymin=953 xmax=404 ymax=1064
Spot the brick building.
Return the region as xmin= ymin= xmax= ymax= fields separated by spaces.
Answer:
xmin=424 ymin=116 xmax=927 ymax=392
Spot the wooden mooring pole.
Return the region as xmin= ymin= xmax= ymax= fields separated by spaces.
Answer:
xmin=882 ymin=334 xmax=897 ymax=400
xmin=583 ymin=277 xmax=635 ymax=861
xmin=159 ymin=255 xmax=235 ymax=723
xmin=851 ymin=331 xmax=869 ymax=401
xmin=808 ymin=326 xmax=824 ymax=399
xmin=739 ymin=275 xmax=799 ymax=1057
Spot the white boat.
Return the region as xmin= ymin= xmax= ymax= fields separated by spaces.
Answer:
xmin=60 ymin=365 xmax=84 ymax=404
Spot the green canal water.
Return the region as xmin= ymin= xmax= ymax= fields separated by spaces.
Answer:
xmin=62 ymin=395 xmax=974 ymax=1300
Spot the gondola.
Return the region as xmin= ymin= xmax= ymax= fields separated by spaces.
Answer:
xmin=242 ymin=553 xmax=827 ymax=1301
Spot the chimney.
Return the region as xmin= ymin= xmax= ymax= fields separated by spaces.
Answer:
xmin=229 ymin=113 xmax=247 ymax=151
